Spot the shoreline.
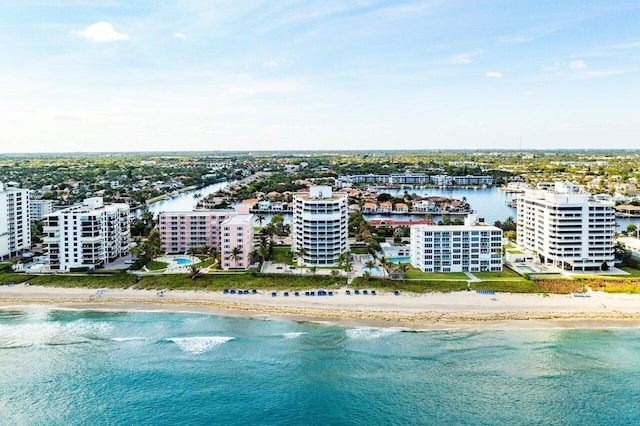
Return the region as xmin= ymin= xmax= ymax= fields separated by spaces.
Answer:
xmin=4 ymin=285 xmax=640 ymax=330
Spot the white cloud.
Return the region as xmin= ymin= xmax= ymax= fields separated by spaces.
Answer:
xmin=523 ymin=90 xmax=534 ymax=96
xmin=569 ymin=60 xmax=587 ymax=69
xmin=263 ymin=60 xmax=280 ymax=67
xmin=451 ymin=49 xmax=482 ymax=64
xmin=227 ymin=87 xmax=257 ymax=95
xmin=71 ymin=22 xmax=129 ymax=42
xmin=174 ymin=32 xmax=187 ymax=39
xmin=485 ymin=71 xmax=502 ymax=78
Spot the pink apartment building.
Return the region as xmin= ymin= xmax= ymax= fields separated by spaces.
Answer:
xmin=158 ymin=205 xmax=253 ymax=270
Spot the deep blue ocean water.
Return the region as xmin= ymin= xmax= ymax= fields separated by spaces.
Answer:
xmin=2 ymin=308 xmax=640 ymax=425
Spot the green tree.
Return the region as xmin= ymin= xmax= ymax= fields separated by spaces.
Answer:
xmin=189 ymin=264 xmax=201 ymax=280
xmin=256 ymin=214 xmax=266 ymax=226
xmin=142 ymin=229 xmax=163 ymax=260
xmin=229 ymin=246 xmax=242 ymax=268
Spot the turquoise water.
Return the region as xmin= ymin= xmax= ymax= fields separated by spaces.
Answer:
xmin=2 ymin=308 xmax=640 ymax=425
xmin=173 ymin=257 xmax=192 ymax=265
xmin=517 ymin=265 xmax=536 ymax=273
xmin=362 ymin=267 xmax=381 ymax=274
xmin=387 ymin=256 xmax=410 ymax=263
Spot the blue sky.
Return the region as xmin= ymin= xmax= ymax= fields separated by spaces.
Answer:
xmin=1 ymin=0 xmax=639 ymax=152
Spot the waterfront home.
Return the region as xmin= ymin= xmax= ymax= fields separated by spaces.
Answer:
xmin=361 ymin=202 xmax=377 ymax=213
xmin=393 ymin=203 xmax=409 ymax=213
xmin=378 ymin=201 xmax=393 ymax=213
xmin=258 ymin=200 xmax=272 ymax=210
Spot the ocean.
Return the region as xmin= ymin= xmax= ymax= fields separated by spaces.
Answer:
xmin=2 ymin=307 xmax=640 ymax=425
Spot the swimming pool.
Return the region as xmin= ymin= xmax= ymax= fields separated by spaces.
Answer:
xmin=173 ymin=257 xmax=193 ymax=266
xmin=387 ymin=257 xmax=410 ymax=263
xmin=25 ymin=263 xmax=45 ymax=271
xmin=362 ymin=267 xmax=381 ymax=274
xmin=516 ymin=265 xmax=535 ymax=273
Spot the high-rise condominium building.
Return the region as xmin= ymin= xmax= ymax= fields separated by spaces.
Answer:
xmin=410 ymin=216 xmax=503 ymax=273
xmin=0 ymin=182 xmax=31 ymax=260
xmin=516 ymin=182 xmax=615 ymax=271
xmin=292 ymin=186 xmax=349 ymax=266
xmin=43 ymin=197 xmax=130 ymax=271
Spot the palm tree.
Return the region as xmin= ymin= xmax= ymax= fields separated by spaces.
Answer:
xmin=249 ymin=249 xmax=261 ymax=265
xmin=364 ymin=259 xmax=376 ymax=272
xmin=229 ymin=246 xmax=242 ymax=269
xmin=337 ymin=251 xmax=353 ymax=272
xmin=310 ymin=265 xmax=317 ymax=275
xmin=379 ymin=256 xmax=392 ymax=279
xmin=294 ymin=246 xmax=309 ymax=273
xmin=256 ymin=214 xmax=266 ymax=227
xmin=187 ymin=247 xmax=198 ymax=257
xmin=189 ymin=264 xmax=201 ymax=280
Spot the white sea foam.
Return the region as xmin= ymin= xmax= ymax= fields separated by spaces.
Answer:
xmin=0 ymin=318 xmax=113 ymax=349
xmin=345 ymin=327 xmax=401 ymax=340
xmin=282 ymin=332 xmax=306 ymax=339
xmin=165 ymin=336 xmax=234 ymax=354
xmin=112 ymin=337 xmax=146 ymax=342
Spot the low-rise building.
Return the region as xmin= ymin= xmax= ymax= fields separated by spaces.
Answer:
xmin=157 ymin=205 xmax=254 ymax=270
xmin=410 ymin=216 xmax=503 ymax=273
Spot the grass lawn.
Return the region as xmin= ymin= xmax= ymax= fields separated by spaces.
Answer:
xmin=198 ymin=257 xmax=217 ymax=268
xmin=146 ymin=260 xmax=169 ymax=271
xmin=270 ymin=247 xmax=292 ymax=264
xmin=29 ymin=273 xmax=138 ymax=288
xmin=619 ymin=266 xmax=640 ymax=277
xmin=350 ymin=247 xmax=370 ymax=255
xmin=404 ymin=266 xmax=468 ymax=280
xmin=473 ymin=267 xmax=523 ymax=280
xmin=351 ymin=277 xmax=469 ymax=293
xmin=136 ymin=273 xmax=347 ymax=290
xmin=0 ymin=273 xmax=36 ymax=285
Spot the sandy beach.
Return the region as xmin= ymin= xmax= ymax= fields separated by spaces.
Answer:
xmin=2 ymin=284 xmax=640 ymax=330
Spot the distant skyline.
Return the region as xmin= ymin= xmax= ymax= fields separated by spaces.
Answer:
xmin=1 ymin=1 xmax=639 ymax=153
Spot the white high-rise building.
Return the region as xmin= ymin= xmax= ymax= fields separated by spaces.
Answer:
xmin=30 ymin=199 xmax=55 ymax=222
xmin=292 ymin=186 xmax=349 ymax=266
xmin=516 ymin=182 xmax=615 ymax=271
xmin=0 ymin=182 xmax=31 ymax=260
xmin=43 ymin=197 xmax=130 ymax=271
xmin=410 ymin=216 xmax=503 ymax=273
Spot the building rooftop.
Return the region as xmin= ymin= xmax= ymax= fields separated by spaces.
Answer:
xmin=223 ymin=214 xmax=253 ymax=225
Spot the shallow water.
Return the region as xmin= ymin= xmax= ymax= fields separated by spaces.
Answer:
xmin=1 ymin=308 xmax=639 ymax=425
